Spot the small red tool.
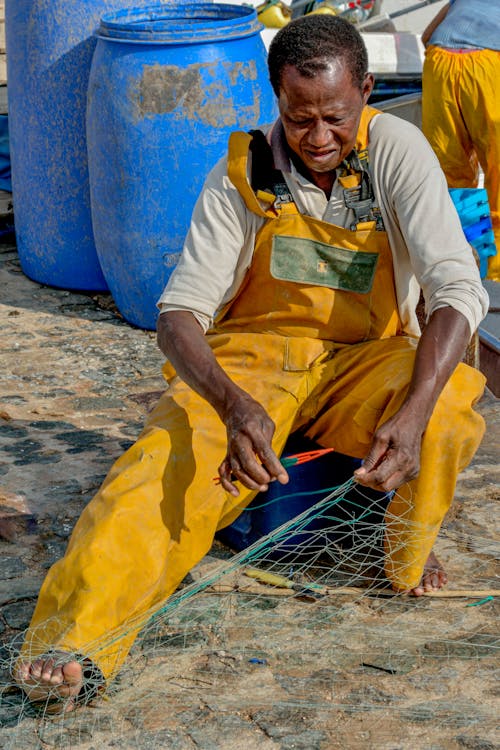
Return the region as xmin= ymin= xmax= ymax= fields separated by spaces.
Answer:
xmin=213 ymin=447 xmax=334 ymax=484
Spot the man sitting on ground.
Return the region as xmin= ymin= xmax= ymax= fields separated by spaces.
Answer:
xmin=15 ymin=15 xmax=488 ymax=709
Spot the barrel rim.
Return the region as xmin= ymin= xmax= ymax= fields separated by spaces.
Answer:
xmin=97 ymin=3 xmax=264 ymax=44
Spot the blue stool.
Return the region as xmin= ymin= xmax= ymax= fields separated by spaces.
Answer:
xmin=216 ymin=434 xmax=390 ymax=557
xmin=449 ymin=188 xmax=496 ymax=278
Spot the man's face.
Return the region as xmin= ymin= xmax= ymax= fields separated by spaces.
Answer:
xmin=278 ymin=61 xmax=374 ymax=188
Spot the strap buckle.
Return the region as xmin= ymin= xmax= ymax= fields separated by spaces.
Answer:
xmin=343 ymin=187 xmax=376 ymax=231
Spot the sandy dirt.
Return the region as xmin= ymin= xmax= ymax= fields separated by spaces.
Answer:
xmin=0 ymin=239 xmax=498 ymax=750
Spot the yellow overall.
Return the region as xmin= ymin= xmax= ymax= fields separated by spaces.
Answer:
xmin=21 ymin=108 xmax=486 ymax=683
xmin=422 ymin=45 xmax=500 ymax=280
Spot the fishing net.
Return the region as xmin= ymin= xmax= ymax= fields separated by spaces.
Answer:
xmin=0 ymin=470 xmax=498 ymax=750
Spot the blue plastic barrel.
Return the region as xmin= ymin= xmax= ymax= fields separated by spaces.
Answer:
xmin=4 ymin=0 xmax=182 ymax=291
xmin=86 ymin=3 xmax=278 ymax=330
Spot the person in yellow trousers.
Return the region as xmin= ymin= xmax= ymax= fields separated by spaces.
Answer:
xmin=15 ymin=15 xmax=488 ymax=710
xmin=421 ymin=0 xmax=500 ymax=280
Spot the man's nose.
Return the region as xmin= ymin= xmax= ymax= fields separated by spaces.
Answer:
xmin=307 ymin=121 xmax=332 ymax=147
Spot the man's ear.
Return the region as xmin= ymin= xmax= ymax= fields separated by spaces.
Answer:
xmin=362 ymin=73 xmax=375 ymax=105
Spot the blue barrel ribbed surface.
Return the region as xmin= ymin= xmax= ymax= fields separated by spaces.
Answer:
xmin=87 ymin=3 xmax=278 ymax=330
xmin=4 ymin=0 xmax=186 ymax=291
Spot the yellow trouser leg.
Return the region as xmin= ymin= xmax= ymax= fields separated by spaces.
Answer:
xmin=422 ymin=49 xmax=478 ymax=185
xmin=20 ymin=333 xmax=314 ymax=681
xmin=383 ymin=362 xmax=486 ymax=590
xmin=21 ymin=395 xmax=238 ymax=681
xmin=299 ymin=338 xmax=486 ymax=591
xmin=422 ymin=46 xmax=500 ymax=280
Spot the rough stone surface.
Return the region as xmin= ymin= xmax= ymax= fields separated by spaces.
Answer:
xmin=0 ymin=239 xmax=498 ymax=749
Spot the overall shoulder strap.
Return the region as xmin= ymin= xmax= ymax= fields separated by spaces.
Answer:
xmin=355 ymin=105 xmax=381 ymax=152
xmin=227 ymin=131 xmax=267 ymax=216
xmin=227 ymin=130 xmax=297 ymax=217
xmin=249 ymin=130 xmax=295 ymax=211
xmin=338 ymin=105 xmax=385 ymax=231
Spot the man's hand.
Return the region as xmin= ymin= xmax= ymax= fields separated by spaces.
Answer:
xmin=157 ymin=310 xmax=288 ymax=496
xmin=217 ymin=392 xmax=289 ymax=496
xmin=353 ymin=408 xmax=424 ymax=491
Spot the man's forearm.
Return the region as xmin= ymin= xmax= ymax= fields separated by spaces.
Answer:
xmin=354 ymin=306 xmax=472 ymax=490
xmin=156 ymin=310 xmax=248 ymax=420
xmin=398 ymin=306 xmax=471 ymax=430
xmin=157 ymin=309 xmax=286 ymax=491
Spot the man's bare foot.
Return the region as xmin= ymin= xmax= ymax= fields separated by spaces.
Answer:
xmin=13 ymin=653 xmax=83 ymax=710
xmin=409 ymin=551 xmax=448 ymax=596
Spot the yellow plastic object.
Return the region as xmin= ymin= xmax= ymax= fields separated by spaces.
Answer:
xmin=308 ymin=2 xmax=340 ymax=15
xmin=257 ymin=0 xmax=291 ymax=28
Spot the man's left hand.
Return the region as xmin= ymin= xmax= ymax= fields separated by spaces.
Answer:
xmin=354 ymin=306 xmax=472 ymax=492
xmin=353 ymin=410 xmax=424 ymax=491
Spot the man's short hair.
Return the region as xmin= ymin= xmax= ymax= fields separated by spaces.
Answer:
xmin=267 ymin=15 xmax=369 ymax=96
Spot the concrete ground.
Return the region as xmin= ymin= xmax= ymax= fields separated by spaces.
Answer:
xmin=0 ymin=229 xmax=498 ymax=749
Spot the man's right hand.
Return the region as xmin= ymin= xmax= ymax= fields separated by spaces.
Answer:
xmin=157 ymin=310 xmax=288 ymax=496
xmin=217 ymin=392 xmax=289 ymax=496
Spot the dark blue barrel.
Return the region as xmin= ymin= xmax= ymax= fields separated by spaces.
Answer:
xmin=87 ymin=3 xmax=278 ymax=330
xmin=4 ymin=0 xmax=180 ymax=291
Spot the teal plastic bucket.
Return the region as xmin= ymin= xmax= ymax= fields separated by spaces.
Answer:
xmin=87 ymin=3 xmax=278 ymax=329
xmin=449 ymin=188 xmax=496 ymax=278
